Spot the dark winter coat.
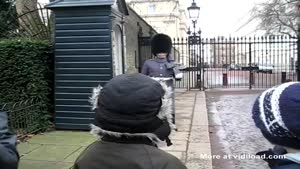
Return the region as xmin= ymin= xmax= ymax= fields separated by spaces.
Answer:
xmin=271 ymin=159 xmax=300 ymax=169
xmin=256 ymin=146 xmax=300 ymax=169
xmin=0 ymin=112 xmax=19 ymax=169
xmin=73 ymin=136 xmax=187 ymax=169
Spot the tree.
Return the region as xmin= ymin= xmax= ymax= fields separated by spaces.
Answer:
xmin=0 ymin=0 xmax=44 ymax=39
xmin=0 ymin=0 xmax=54 ymax=40
xmin=248 ymin=0 xmax=299 ymax=38
xmin=0 ymin=0 xmax=17 ymax=38
xmin=15 ymin=0 xmax=45 ymax=37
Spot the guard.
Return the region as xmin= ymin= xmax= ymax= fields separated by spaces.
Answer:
xmin=141 ymin=33 xmax=182 ymax=126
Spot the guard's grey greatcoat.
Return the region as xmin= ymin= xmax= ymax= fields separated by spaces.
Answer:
xmin=141 ymin=34 xmax=182 ymax=124
xmin=141 ymin=58 xmax=175 ymax=78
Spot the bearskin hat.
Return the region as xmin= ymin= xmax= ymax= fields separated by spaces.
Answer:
xmin=151 ymin=34 xmax=172 ymax=56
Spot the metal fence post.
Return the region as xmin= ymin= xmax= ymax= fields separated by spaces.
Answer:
xmin=282 ymin=72 xmax=287 ymax=83
xmin=296 ymin=34 xmax=300 ymax=81
xmin=297 ymin=3 xmax=300 ymax=81
xmin=223 ymin=73 xmax=228 ymax=86
xmin=249 ymin=42 xmax=253 ymax=89
xmin=199 ymin=35 xmax=202 ymax=90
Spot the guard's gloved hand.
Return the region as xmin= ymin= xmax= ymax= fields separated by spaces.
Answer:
xmin=165 ymin=62 xmax=176 ymax=69
xmin=256 ymin=146 xmax=287 ymax=168
xmin=165 ymin=137 xmax=173 ymax=146
xmin=173 ymin=66 xmax=183 ymax=81
xmin=153 ymin=120 xmax=173 ymax=146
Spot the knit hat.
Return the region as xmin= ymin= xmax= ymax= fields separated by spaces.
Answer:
xmin=252 ymin=82 xmax=300 ymax=149
xmin=89 ymin=73 xmax=175 ymax=146
xmin=151 ymin=34 xmax=172 ymax=56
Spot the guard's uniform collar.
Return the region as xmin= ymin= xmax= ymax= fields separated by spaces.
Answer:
xmin=155 ymin=58 xmax=167 ymax=63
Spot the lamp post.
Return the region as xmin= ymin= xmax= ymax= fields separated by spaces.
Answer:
xmin=187 ymin=0 xmax=201 ymax=43
xmin=187 ymin=0 xmax=202 ymax=89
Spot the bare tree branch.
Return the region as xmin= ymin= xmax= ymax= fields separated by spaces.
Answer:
xmin=274 ymin=8 xmax=296 ymax=33
xmin=245 ymin=0 xmax=298 ymax=37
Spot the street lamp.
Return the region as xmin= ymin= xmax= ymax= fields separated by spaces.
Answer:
xmin=187 ymin=0 xmax=202 ymax=89
xmin=187 ymin=0 xmax=200 ymax=22
xmin=187 ymin=0 xmax=201 ymax=39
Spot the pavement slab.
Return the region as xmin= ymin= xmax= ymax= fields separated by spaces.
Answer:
xmin=19 ymin=160 xmax=73 ymax=169
xmin=21 ymin=145 xmax=80 ymax=161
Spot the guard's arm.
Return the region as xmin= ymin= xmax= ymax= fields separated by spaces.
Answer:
xmin=166 ymin=62 xmax=183 ymax=80
xmin=141 ymin=61 xmax=149 ymax=75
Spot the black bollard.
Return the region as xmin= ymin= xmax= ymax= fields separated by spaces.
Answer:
xmin=281 ymin=72 xmax=287 ymax=83
xmin=223 ymin=73 xmax=228 ymax=86
xmin=250 ymin=72 xmax=255 ymax=85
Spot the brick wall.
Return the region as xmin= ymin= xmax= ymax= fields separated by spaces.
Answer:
xmin=124 ymin=7 xmax=157 ymax=73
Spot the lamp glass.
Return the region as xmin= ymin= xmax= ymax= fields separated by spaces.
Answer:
xmin=187 ymin=2 xmax=200 ymax=21
xmin=189 ymin=9 xmax=199 ymax=20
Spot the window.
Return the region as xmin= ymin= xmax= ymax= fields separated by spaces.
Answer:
xmin=148 ymin=4 xmax=156 ymax=14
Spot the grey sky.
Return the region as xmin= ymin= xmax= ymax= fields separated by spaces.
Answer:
xmin=191 ymin=0 xmax=266 ymax=37
xmin=41 ymin=0 xmax=266 ymax=37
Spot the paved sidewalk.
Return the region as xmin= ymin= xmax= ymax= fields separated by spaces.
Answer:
xmin=18 ymin=90 xmax=212 ymax=169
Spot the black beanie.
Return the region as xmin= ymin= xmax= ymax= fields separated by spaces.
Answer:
xmin=92 ymin=73 xmax=168 ymax=134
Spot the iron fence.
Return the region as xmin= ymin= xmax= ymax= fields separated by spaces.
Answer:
xmin=138 ymin=35 xmax=298 ymax=90
xmin=172 ymin=37 xmax=203 ymax=89
xmin=201 ymin=36 xmax=297 ymax=89
xmin=137 ymin=36 xmax=152 ymax=72
xmin=1 ymin=99 xmax=44 ymax=139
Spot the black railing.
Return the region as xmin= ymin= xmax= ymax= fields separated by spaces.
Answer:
xmin=138 ymin=36 xmax=298 ymax=89
xmin=201 ymin=36 xmax=297 ymax=89
xmin=1 ymin=99 xmax=44 ymax=140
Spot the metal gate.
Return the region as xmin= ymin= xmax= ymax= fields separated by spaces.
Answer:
xmin=138 ymin=35 xmax=298 ymax=90
xmin=201 ymin=36 xmax=297 ymax=89
xmin=137 ymin=36 xmax=152 ymax=73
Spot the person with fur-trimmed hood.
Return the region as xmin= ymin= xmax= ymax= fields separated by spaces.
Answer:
xmin=73 ymin=73 xmax=187 ymax=169
xmin=141 ymin=33 xmax=182 ymax=125
xmin=252 ymin=82 xmax=300 ymax=169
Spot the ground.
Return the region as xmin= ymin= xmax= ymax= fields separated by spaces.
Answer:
xmin=17 ymin=90 xmax=212 ymax=169
xmin=175 ymin=69 xmax=296 ymax=90
xmin=16 ymin=88 xmax=285 ymax=169
xmin=206 ymin=89 xmax=273 ymax=169
xmin=18 ymin=131 xmax=96 ymax=169
xmin=204 ymin=69 xmax=296 ymax=89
